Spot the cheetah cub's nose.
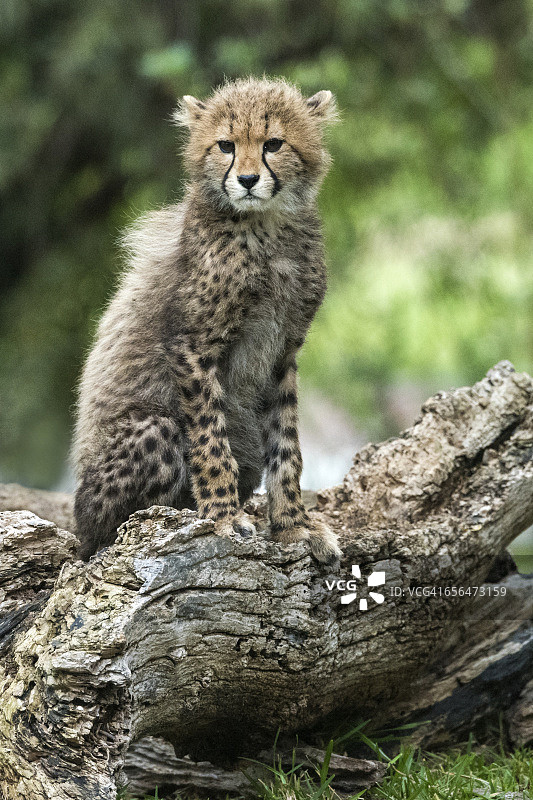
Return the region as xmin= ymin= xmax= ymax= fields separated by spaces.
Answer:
xmin=238 ymin=174 xmax=260 ymax=189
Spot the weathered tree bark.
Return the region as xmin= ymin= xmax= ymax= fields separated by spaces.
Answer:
xmin=0 ymin=361 xmax=532 ymax=799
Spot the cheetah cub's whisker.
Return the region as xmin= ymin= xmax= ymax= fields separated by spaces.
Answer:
xmin=73 ymin=77 xmax=342 ymax=564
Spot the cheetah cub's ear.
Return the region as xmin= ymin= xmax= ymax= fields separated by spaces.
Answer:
xmin=306 ymin=90 xmax=338 ymax=124
xmin=173 ymin=95 xmax=207 ymax=128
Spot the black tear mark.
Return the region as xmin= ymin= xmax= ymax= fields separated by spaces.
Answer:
xmin=262 ymin=152 xmax=281 ymax=196
xmin=222 ymin=149 xmax=236 ymax=197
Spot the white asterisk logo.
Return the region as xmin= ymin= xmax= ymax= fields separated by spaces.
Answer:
xmin=340 ymin=564 xmax=386 ymax=611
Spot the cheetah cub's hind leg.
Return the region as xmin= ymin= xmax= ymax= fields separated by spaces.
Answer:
xmin=75 ymin=415 xmax=188 ymax=560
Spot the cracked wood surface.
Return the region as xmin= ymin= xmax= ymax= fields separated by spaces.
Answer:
xmin=0 ymin=361 xmax=532 ymax=799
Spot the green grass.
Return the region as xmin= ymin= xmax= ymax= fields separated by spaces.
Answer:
xmin=121 ymin=742 xmax=533 ymax=800
xmin=373 ymin=746 xmax=532 ymax=800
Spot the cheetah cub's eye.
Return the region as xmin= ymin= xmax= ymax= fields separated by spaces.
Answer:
xmin=263 ymin=138 xmax=283 ymax=153
xmin=218 ymin=140 xmax=235 ymax=154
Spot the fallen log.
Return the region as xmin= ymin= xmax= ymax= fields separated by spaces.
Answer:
xmin=0 ymin=361 xmax=532 ymax=799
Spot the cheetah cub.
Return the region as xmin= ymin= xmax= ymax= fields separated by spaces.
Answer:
xmin=73 ymin=77 xmax=342 ymax=564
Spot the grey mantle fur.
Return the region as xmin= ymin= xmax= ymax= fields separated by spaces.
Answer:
xmin=0 ymin=360 xmax=532 ymax=800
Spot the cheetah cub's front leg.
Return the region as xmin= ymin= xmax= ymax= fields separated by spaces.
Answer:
xmin=180 ymin=353 xmax=256 ymax=539
xmin=264 ymin=353 xmax=342 ymax=564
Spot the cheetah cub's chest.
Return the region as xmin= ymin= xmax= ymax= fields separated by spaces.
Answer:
xmin=221 ymin=257 xmax=295 ymax=405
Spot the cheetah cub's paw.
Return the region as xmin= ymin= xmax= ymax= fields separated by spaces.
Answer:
xmin=275 ymin=516 xmax=342 ymax=565
xmin=307 ymin=517 xmax=342 ymax=564
xmin=216 ymin=511 xmax=257 ymax=540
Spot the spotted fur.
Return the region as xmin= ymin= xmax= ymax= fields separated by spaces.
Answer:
xmin=73 ymin=77 xmax=342 ymax=563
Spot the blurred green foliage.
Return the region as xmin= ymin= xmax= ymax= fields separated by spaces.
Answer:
xmin=1 ymin=0 xmax=533 ymax=487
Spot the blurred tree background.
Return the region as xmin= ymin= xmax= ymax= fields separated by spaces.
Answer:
xmin=1 ymin=0 xmax=533 ymax=490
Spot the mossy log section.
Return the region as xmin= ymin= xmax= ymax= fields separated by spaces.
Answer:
xmin=0 ymin=361 xmax=532 ymax=799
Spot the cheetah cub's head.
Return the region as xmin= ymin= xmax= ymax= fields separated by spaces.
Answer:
xmin=175 ymin=77 xmax=337 ymax=215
